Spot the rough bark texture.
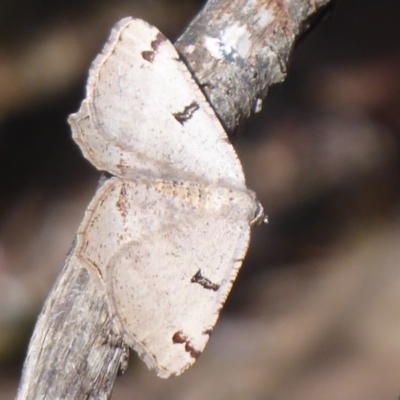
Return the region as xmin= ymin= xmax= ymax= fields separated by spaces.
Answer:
xmin=17 ymin=248 xmax=128 ymax=400
xmin=176 ymin=0 xmax=332 ymax=137
xmin=17 ymin=0 xmax=332 ymax=398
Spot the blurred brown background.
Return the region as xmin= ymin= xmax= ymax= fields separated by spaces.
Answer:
xmin=1 ymin=0 xmax=400 ymax=399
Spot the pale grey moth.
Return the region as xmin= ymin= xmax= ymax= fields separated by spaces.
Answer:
xmin=68 ymin=17 xmax=265 ymax=378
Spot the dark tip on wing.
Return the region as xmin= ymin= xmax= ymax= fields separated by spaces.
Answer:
xmin=151 ymin=32 xmax=167 ymax=51
xmin=185 ymin=342 xmax=201 ymax=359
xmin=172 ymin=331 xmax=202 ymax=359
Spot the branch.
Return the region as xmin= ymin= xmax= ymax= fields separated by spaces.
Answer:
xmin=17 ymin=250 xmax=128 ymax=399
xmin=176 ymin=0 xmax=332 ymax=137
xmin=17 ymin=0 xmax=332 ymax=398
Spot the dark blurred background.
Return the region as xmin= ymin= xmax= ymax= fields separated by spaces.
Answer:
xmin=1 ymin=0 xmax=400 ymax=399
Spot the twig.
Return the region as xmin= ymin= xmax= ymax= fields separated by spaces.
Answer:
xmin=176 ymin=0 xmax=332 ymax=137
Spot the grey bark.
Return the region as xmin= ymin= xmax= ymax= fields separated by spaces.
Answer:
xmin=176 ymin=0 xmax=332 ymax=138
xmin=17 ymin=0 xmax=332 ymax=399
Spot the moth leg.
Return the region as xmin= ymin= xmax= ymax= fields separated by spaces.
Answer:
xmin=250 ymin=200 xmax=268 ymax=227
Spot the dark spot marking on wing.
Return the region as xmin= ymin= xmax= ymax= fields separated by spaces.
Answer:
xmin=191 ymin=269 xmax=220 ymax=291
xmin=116 ymin=184 xmax=128 ymax=218
xmin=151 ymin=32 xmax=167 ymax=51
xmin=141 ymin=50 xmax=155 ymax=62
xmin=173 ymin=101 xmax=200 ymax=124
xmin=141 ymin=33 xmax=167 ymax=63
xmin=172 ymin=331 xmax=201 ymax=359
xmin=185 ymin=342 xmax=201 ymax=359
xmin=172 ymin=331 xmax=187 ymax=344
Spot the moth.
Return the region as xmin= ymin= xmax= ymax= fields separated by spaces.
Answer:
xmin=68 ymin=17 xmax=265 ymax=378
